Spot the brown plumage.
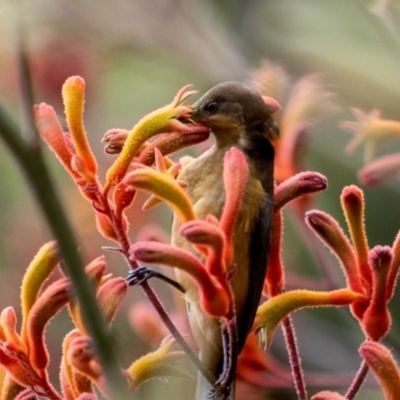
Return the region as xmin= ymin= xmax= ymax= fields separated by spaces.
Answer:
xmin=171 ymin=82 xmax=278 ymax=399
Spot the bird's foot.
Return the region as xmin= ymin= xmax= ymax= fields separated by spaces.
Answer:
xmin=126 ymin=266 xmax=156 ymax=286
xmin=206 ymin=319 xmax=237 ymax=399
xmin=207 ymin=383 xmax=231 ymax=400
xmin=207 ymin=365 xmax=235 ymax=400
xmin=126 ymin=266 xmax=185 ymax=292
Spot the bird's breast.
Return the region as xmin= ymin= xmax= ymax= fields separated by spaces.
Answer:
xmin=172 ymin=144 xmax=264 ymax=310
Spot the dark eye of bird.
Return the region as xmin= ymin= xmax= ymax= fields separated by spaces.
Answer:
xmin=203 ymin=101 xmax=219 ymax=114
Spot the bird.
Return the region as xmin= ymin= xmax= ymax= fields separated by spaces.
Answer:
xmin=171 ymin=81 xmax=279 ymax=399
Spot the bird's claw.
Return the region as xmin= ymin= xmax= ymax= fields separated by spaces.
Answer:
xmin=207 ymin=369 xmax=233 ymax=400
xmin=207 ymin=321 xmax=236 ymax=399
xmin=207 ymin=383 xmax=231 ymax=400
xmin=126 ymin=266 xmax=186 ymax=292
xmin=126 ymin=266 xmax=156 ymax=286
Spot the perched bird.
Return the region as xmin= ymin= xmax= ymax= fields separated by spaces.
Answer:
xmin=171 ymin=81 xmax=279 ymax=399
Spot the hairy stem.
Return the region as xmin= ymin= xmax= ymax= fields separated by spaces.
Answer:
xmin=281 ymin=315 xmax=307 ymax=400
xmin=141 ymin=280 xmax=216 ymax=384
xmin=345 ymin=360 xmax=369 ymax=399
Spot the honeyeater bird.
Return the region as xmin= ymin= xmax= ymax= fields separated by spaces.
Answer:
xmin=171 ymin=81 xmax=279 ymax=399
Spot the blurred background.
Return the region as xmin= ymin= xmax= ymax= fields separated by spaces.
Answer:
xmin=1 ymin=0 xmax=400 ymax=399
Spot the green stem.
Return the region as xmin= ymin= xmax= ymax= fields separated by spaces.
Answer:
xmin=0 ymin=102 xmax=130 ymax=399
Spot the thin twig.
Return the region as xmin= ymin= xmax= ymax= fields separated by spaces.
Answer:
xmin=141 ymin=280 xmax=216 ymax=384
xmin=281 ymin=315 xmax=308 ymax=400
xmin=345 ymin=360 xmax=369 ymax=399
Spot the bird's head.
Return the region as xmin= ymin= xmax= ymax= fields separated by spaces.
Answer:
xmin=190 ymin=81 xmax=279 ymax=149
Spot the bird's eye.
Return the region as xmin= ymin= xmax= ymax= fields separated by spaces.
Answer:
xmin=203 ymin=101 xmax=219 ymax=114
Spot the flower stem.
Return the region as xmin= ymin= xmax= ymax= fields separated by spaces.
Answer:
xmin=281 ymin=315 xmax=307 ymax=400
xmin=345 ymin=360 xmax=369 ymax=399
xmin=142 ymin=280 xmax=216 ymax=384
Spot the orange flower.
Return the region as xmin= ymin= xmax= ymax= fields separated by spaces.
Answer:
xmin=307 ymin=185 xmax=400 ymax=341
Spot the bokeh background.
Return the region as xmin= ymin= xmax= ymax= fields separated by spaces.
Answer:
xmin=1 ymin=1 xmax=400 ymax=399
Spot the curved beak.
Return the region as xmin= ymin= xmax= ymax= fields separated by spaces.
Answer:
xmin=188 ymin=101 xmax=202 ymax=123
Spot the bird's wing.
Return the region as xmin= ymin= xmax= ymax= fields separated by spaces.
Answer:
xmin=236 ymin=194 xmax=273 ymax=352
xmin=236 ymin=137 xmax=275 ymax=352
